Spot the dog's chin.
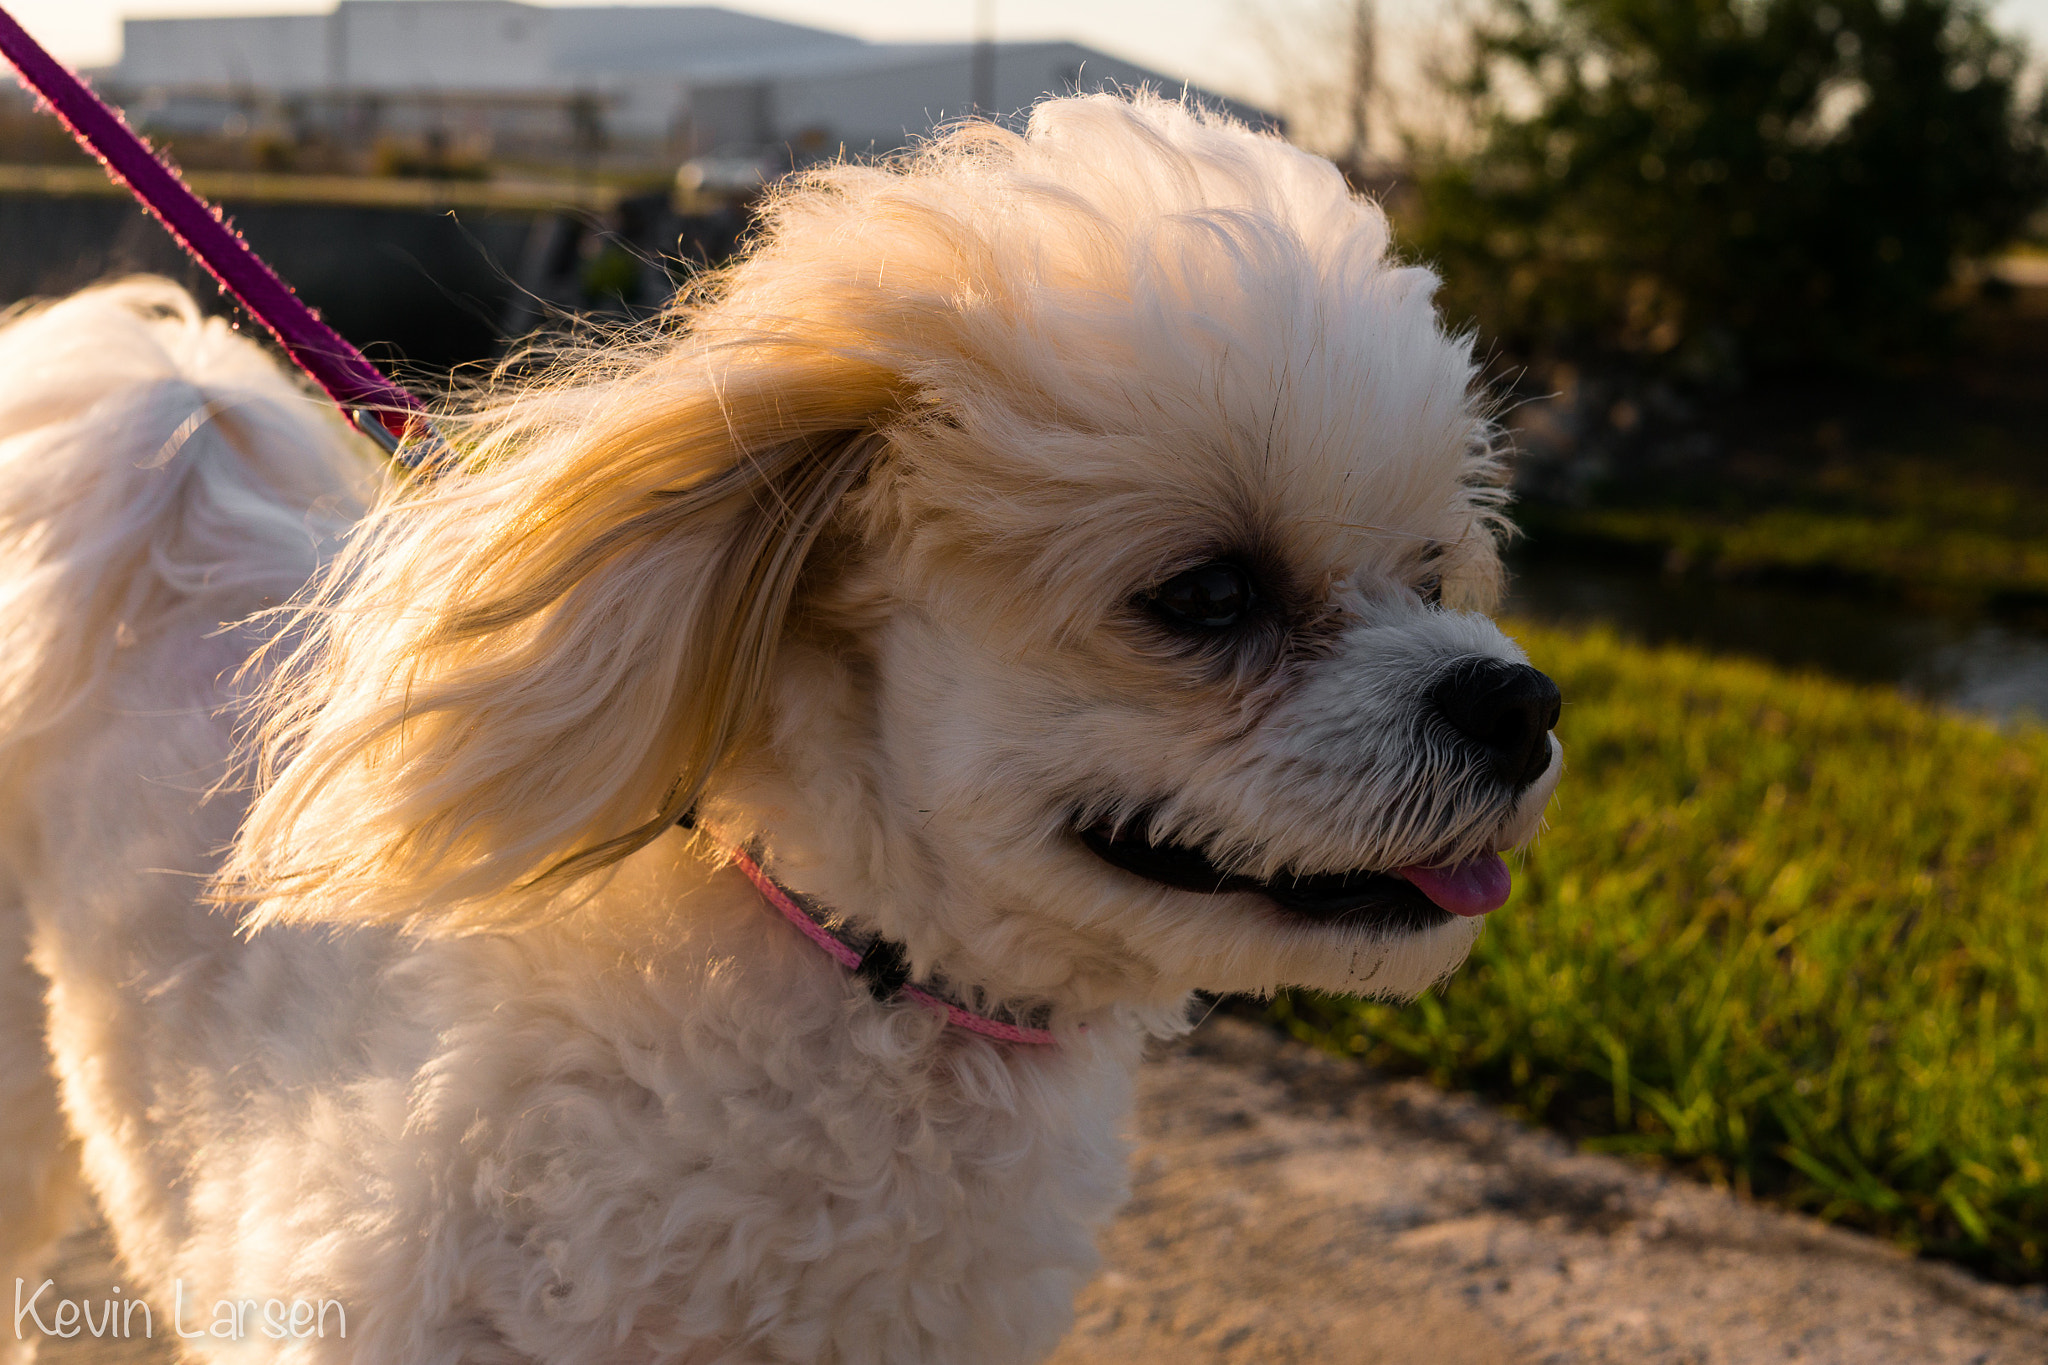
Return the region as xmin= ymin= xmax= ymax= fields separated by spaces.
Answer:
xmin=1075 ymin=819 xmax=1459 ymax=937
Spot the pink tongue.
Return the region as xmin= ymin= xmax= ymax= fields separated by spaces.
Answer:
xmin=1397 ymin=854 xmax=1512 ymax=917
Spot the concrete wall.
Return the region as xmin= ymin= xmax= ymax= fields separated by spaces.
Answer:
xmin=0 ymin=191 xmax=538 ymax=367
xmin=0 ymin=191 xmax=730 ymax=373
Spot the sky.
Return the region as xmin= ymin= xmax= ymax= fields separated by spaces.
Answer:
xmin=7 ymin=0 xmax=2048 ymax=117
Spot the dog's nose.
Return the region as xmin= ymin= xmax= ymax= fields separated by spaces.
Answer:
xmin=1430 ymin=658 xmax=1561 ymax=790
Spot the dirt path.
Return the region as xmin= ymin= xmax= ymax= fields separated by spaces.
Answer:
xmin=1050 ymin=1018 xmax=2048 ymax=1365
xmin=36 ymin=1016 xmax=2048 ymax=1363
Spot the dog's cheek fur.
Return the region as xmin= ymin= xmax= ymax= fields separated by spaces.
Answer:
xmin=721 ymin=615 xmax=1514 ymax=1017
xmin=843 ymin=609 xmax=1516 ymax=1007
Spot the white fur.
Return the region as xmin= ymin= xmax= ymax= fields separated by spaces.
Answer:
xmin=0 ymin=95 xmax=1560 ymax=1364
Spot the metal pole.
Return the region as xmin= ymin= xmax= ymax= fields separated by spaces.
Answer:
xmin=1348 ymin=0 xmax=1376 ymax=173
xmin=972 ymin=0 xmax=996 ymax=113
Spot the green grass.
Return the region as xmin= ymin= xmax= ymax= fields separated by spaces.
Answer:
xmin=1528 ymin=504 xmax=2048 ymax=602
xmin=1272 ymin=621 xmax=2048 ymax=1281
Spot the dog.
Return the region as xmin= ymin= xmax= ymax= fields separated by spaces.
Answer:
xmin=0 ymin=93 xmax=1560 ymax=1364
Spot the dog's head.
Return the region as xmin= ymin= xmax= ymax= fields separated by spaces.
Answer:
xmin=230 ymin=94 xmax=1559 ymax=1017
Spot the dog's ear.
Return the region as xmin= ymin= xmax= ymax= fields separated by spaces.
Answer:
xmin=223 ymin=342 xmax=902 ymax=933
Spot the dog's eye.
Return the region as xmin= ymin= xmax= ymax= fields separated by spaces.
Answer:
xmin=1148 ymin=561 xmax=1257 ymax=630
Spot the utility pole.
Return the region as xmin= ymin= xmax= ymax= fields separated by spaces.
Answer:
xmin=972 ymin=0 xmax=996 ymax=113
xmin=1347 ymin=0 xmax=1376 ymax=174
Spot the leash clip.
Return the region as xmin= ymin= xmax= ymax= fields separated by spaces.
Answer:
xmin=351 ymin=407 xmax=453 ymax=472
xmin=349 ymin=407 xmax=403 ymax=456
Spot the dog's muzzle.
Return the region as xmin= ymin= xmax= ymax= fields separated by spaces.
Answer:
xmin=1075 ymin=656 xmax=1562 ymax=930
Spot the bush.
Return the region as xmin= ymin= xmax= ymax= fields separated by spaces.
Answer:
xmin=1408 ymin=0 xmax=2048 ymax=379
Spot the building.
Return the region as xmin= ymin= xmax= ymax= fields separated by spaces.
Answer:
xmin=107 ymin=2 xmax=1275 ymax=165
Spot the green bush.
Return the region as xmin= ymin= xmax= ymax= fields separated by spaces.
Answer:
xmin=1274 ymin=621 xmax=2048 ymax=1281
xmin=1408 ymin=0 xmax=2048 ymax=378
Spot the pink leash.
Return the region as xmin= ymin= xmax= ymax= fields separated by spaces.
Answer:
xmin=0 ymin=7 xmax=1054 ymax=1046
xmin=0 ymin=6 xmax=432 ymax=457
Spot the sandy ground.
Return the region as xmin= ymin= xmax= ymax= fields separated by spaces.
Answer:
xmin=34 ymin=1015 xmax=2048 ymax=1364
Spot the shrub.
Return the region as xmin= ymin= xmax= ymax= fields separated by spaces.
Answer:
xmin=1408 ymin=0 xmax=2048 ymax=378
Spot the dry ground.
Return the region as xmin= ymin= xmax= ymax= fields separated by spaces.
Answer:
xmin=34 ymin=1016 xmax=2048 ymax=1364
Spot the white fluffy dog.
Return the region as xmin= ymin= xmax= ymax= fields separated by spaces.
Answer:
xmin=0 ymin=94 xmax=1560 ymax=1364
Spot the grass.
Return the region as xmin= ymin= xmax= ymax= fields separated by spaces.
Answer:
xmin=1271 ymin=621 xmax=2048 ymax=1282
xmin=1524 ymin=504 xmax=2048 ymax=604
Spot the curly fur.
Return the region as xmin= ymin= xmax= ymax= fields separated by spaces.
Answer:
xmin=0 ymin=94 xmax=1559 ymax=1364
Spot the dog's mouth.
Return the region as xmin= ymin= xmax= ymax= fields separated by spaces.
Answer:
xmin=1076 ymin=818 xmax=1511 ymax=932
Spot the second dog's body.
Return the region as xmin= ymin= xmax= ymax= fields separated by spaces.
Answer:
xmin=0 ymin=96 xmax=1560 ymax=1363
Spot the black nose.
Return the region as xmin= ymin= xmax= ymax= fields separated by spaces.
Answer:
xmin=1430 ymin=658 xmax=1561 ymax=790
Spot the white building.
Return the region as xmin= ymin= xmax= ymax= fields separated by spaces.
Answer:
xmin=109 ymin=2 xmax=1274 ymax=162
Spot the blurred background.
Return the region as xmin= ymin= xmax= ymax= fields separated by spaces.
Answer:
xmin=5 ymin=0 xmax=2045 ymax=718
xmin=8 ymin=0 xmax=2048 ymax=1292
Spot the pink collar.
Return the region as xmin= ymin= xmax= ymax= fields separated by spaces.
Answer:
xmin=729 ymin=848 xmax=1058 ymax=1047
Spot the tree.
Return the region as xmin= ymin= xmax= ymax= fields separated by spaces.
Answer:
xmin=1407 ymin=0 xmax=2048 ymax=380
